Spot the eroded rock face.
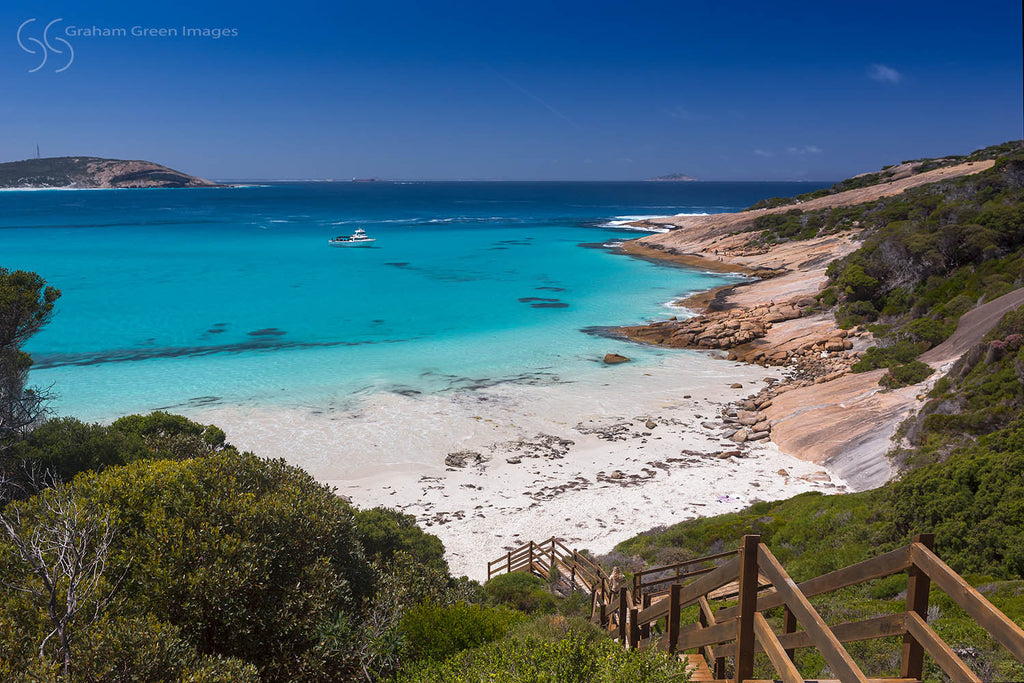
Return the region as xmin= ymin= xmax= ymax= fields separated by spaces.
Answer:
xmin=603 ymin=353 xmax=630 ymax=364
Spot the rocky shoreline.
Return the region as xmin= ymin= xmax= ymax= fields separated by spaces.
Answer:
xmin=610 ymin=159 xmax=996 ymax=487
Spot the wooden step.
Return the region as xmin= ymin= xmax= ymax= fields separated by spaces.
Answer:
xmin=681 ymin=654 xmax=715 ymax=681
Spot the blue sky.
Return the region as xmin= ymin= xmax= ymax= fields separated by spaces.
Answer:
xmin=1 ymin=0 xmax=1021 ymax=180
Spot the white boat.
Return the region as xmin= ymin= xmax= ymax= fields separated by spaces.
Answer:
xmin=329 ymin=227 xmax=375 ymax=247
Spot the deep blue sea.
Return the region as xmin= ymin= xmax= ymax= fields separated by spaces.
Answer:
xmin=2 ymin=181 xmax=828 ymax=421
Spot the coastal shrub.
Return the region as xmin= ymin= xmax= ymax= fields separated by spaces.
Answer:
xmin=0 ymin=451 xmax=376 ymax=681
xmin=355 ymin=506 xmax=448 ymax=572
xmin=901 ymin=317 xmax=954 ymax=347
xmin=398 ymin=618 xmax=692 ymax=683
xmin=109 ymin=410 xmax=231 ymax=459
xmin=399 ymin=601 xmax=525 ymax=663
xmin=850 ymin=341 xmax=922 ymax=372
xmin=4 ymin=412 xmax=236 ymax=491
xmin=879 ymin=360 xmax=934 ymax=388
xmin=483 ymin=572 xmax=558 ymax=614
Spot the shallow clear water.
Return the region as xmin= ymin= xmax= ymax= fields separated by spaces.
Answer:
xmin=2 ymin=181 xmax=828 ymax=421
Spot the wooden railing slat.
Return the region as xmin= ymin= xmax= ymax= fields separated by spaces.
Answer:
xmin=911 ymin=543 xmax=1024 ymax=662
xmin=633 ymin=548 xmax=739 ymax=578
xmin=759 ymin=613 xmax=907 ymax=653
xmin=754 ymin=612 xmax=802 ymax=683
xmin=717 ymin=545 xmax=913 ymax=622
xmin=905 ymin=611 xmax=982 ymax=682
xmin=636 ymin=556 xmax=740 ymax=624
xmin=757 ymin=544 xmax=870 ymax=683
xmin=674 ymin=619 xmax=736 ymax=651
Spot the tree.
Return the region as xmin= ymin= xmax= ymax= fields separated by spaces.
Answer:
xmin=0 ymin=472 xmax=122 ymax=678
xmin=0 ymin=268 xmax=61 ymax=446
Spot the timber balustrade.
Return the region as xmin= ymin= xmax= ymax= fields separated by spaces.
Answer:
xmin=487 ymin=533 xmax=1024 ymax=682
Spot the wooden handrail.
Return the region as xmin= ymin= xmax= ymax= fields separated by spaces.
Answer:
xmin=754 ymin=612 xmax=802 ymax=683
xmin=910 ymin=542 xmax=1024 ymax=661
xmin=633 ymin=548 xmax=739 ymax=578
xmin=758 ymin=613 xmax=907 ymax=654
xmin=716 ymin=545 xmax=913 ymax=622
xmin=757 ymin=543 xmax=870 ymax=683
xmin=636 ymin=556 xmax=740 ymax=624
xmin=485 ymin=533 xmax=1024 ymax=682
xmin=905 ymin=611 xmax=981 ymax=682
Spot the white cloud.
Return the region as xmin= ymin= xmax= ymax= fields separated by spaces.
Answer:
xmin=786 ymin=146 xmax=823 ymax=155
xmin=868 ymin=63 xmax=902 ymax=84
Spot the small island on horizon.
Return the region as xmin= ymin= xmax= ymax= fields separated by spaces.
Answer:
xmin=0 ymin=156 xmax=222 ymax=189
xmin=645 ymin=172 xmax=698 ymax=182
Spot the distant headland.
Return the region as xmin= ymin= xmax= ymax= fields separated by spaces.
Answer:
xmin=645 ymin=172 xmax=697 ymax=182
xmin=0 ymin=157 xmax=223 ymax=189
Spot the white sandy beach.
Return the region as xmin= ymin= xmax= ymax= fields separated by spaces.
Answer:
xmin=194 ymin=351 xmax=845 ymax=581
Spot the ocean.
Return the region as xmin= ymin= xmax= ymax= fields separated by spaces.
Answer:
xmin=2 ymin=181 xmax=829 ymax=423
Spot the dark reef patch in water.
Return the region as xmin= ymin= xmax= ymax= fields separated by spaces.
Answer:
xmin=518 ymin=297 xmax=561 ymax=303
xmin=32 ymin=336 xmax=414 ymax=369
xmin=248 ymin=328 xmax=287 ymax=337
xmin=536 ymin=286 xmax=566 ymax=292
xmin=531 ymin=302 xmax=569 ymax=308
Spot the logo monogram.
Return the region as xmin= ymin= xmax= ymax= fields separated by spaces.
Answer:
xmin=17 ymin=18 xmax=74 ymax=73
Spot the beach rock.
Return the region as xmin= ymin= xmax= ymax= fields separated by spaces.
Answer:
xmin=445 ymin=451 xmax=488 ymax=468
xmin=730 ymin=383 xmax=743 ymax=388
xmin=802 ymin=471 xmax=832 ymax=483
xmin=730 ymin=429 xmax=748 ymax=443
xmin=825 ymin=338 xmax=846 ymax=352
xmin=753 ymin=420 xmax=771 ymax=433
xmin=604 ymin=353 xmax=630 ymax=364
xmin=644 ymin=420 xmax=657 ymax=430
xmin=608 ymin=470 xmax=624 ymax=480
xmin=506 ymin=456 xmax=522 ymax=464
xmin=777 ymin=469 xmax=790 ymax=476
xmin=748 ymin=431 xmax=770 ymax=441
xmin=722 ymin=449 xmax=743 ymax=458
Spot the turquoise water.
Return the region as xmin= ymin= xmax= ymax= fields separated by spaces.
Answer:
xmin=1 ymin=181 xmax=828 ymax=421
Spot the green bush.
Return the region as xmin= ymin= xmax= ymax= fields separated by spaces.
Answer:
xmin=902 ymin=317 xmax=954 ymax=347
xmin=851 ymin=341 xmax=923 ymax=372
xmin=400 ymin=602 xmax=525 ymax=663
xmin=483 ymin=572 xmax=557 ymax=614
xmin=0 ymin=451 xmax=375 ymax=681
xmin=5 ymin=412 xmax=236 ymax=488
xmin=399 ymin=619 xmax=691 ymax=683
xmin=354 ymin=506 xmax=447 ymax=572
xmin=880 ymin=360 xmax=934 ymax=388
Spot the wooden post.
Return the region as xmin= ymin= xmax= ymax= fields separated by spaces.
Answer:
xmin=629 ymin=607 xmax=640 ymax=649
xmin=618 ymin=587 xmax=628 ymax=643
xmin=668 ymin=583 xmax=681 ymax=654
xmin=641 ymin=593 xmax=652 ymax=639
xmin=783 ymin=605 xmax=797 ymax=661
xmin=735 ymin=534 xmax=760 ymax=683
xmin=506 ymin=550 xmax=511 ymax=574
xmin=570 ymin=551 xmax=577 ymax=592
xmin=901 ymin=533 xmax=934 ymax=680
xmin=550 ymin=540 xmax=556 ymax=580
xmin=699 ymin=596 xmax=709 ymax=661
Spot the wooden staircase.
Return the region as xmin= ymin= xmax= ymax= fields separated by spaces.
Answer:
xmin=487 ymin=533 xmax=1024 ymax=682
